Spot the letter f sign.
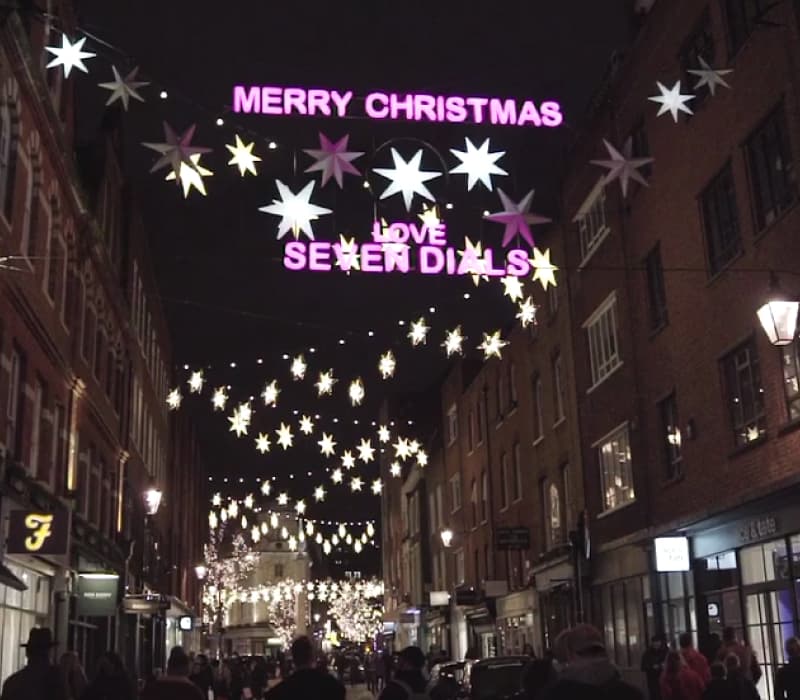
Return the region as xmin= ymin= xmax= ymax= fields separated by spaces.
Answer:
xmin=24 ymin=513 xmax=53 ymax=552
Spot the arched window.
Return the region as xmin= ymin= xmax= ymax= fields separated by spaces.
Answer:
xmin=0 ymin=100 xmax=19 ymax=221
xmin=549 ymin=483 xmax=562 ymax=547
xmin=20 ymin=148 xmax=41 ymax=259
xmin=43 ymin=194 xmax=61 ymax=303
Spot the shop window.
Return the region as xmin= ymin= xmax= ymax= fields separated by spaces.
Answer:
xmin=746 ymin=104 xmax=796 ymax=231
xmin=740 ymin=538 xmax=790 ymax=585
xmin=701 ymin=164 xmax=741 ymax=275
xmin=781 ymin=340 xmax=800 ymax=421
xmin=721 ymin=338 xmax=766 ymax=447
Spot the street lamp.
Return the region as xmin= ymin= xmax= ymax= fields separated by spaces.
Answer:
xmin=194 ymin=564 xmax=207 ymax=581
xmin=440 ymin=528 xmax=454 ymax=548
xmin=757 ymin=273 xmax=799 ymax=347
xmin=144 ymin=487 xmax=163 ymax=515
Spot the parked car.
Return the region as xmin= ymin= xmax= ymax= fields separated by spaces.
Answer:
xmin=461 ymin=657 xmax=529 ymax=700
xmin=428 ymin=661 xmax=466 ymax=700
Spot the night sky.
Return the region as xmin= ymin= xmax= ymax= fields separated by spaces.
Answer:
xmin=74 ymin=1 xmax=633 ymax=532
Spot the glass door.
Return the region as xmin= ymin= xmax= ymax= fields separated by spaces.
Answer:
xmin=745 ymin=589 xmax=795 ymax=700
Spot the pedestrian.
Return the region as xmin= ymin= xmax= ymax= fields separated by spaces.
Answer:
xmin=141 ymin=647 xmax=204 ymax=700
xmin=540 ymin=624 xmax=644 ymax=700
xmin=722 ymin=654 xmax=759 ymax=700
xmin=366 ymin=653 xmax=378 ymax=693
xmin=660 ymin=650 xmax=705 ymax=700
xmin=642 ymin=634 xmax=670 ymax=700
xmin=59 ymin=651 xmax=87 ymax=700
xmin=378 ymin=646 xmax=429 ymax=700
xmin=264 ymin=636 xmax=344 ymax=700
xmin=81 ymin=651 xmax=136 ymax=700
xmin=775 ymin=637 xmax=800 ymax=699
xmin=680 ymin=633 xmax=711 ymax=686
xmin=0 ymin=627 xmax=65 ymax=700
xmin=716 ymin=628 xmax=762 ymax=685
xmin=189 ymin=654 xmax=214 ymax=698
xmin=518 ymin=658 xmax=556 ymax=700
xmin=523 ymin=643 xmax=536 ymax=658
xmin=702 ymin=664 xmax=728 ymax=700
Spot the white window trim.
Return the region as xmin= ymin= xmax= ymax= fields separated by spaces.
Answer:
xmin=447 ymin=404 xmax=458 ymax=446
xmin=512 ymin=445 xmax=523 ymax=503
xmin=593 ymin=421 xmax=635 ymax=513
xmin=583 ymin=291 xmax=622 ymax=391
xmin=574 ymin=177 xmax=611 ymax=267
xmin=499 ymin=456 xmax=509 ymax=512
xmin=450 ymin=474 xmax=462 ymax=513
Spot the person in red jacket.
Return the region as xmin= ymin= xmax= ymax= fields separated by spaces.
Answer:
xmin=661 ymin=650 xmax=705 ymax=700
xmin=679 ymin=633 xmax=711 ymax=686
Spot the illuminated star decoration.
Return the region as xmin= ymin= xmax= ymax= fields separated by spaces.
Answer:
xmin=485 ymin=189 xmax=551 ymax=249
xmin=531 ymin=247 xmax=558 ymax=290
xmin=290 ymin=354 xmax=307 ymax=381
xmin=357 ymin=438 xmax=375 ymax=463
xmin=211 ymin=387 xmax=228 ymax=411
xmin=314 ymin=486 xmax=326 ymax=502
xmin=648 ymin=80 xmax=695 ymax=122
xmin=98 ymin=66 xmax=148 ymax=110
xmin=238 ymin=402 xmax=253 ymax=424
xmin=260 ymin=480 xmax=271 ymax=496
xmin=517 ymin=296 xmax=538 ymax=328
xmin=349 ymin=378 xmax=365 ymax=406
xmin=350 ymin=477 xmax=363 ymax=493
xmin=501 ymin=275 xmax=525 ymax=302
xmin=166 ymin=388 xmax=182 ymax=410
xmin=45 ymin=35 xmax=95 ymax=78
xmin=408 ymin=317 xmax=430 ymax=346
xmin=371 ymin=479 xmax=383 ymax=495
xmin=225 ymin=134 xmax=261 ymax=177
xmin=259 ymin=180 xmax=332 ymax=241
xmin=244 ymin=493 xmax=254 ymax=509
xmin=450 ymin=137 xmax=507 ymax=191
xmin=255 ymin=433 xmax=271 ymax=454
xmin=390 ymin=462 xmax=402 ymax=477
xmin=228 ymin=407 xmax=249 ymax=437
xmin=378 ymin=425 xmax=391 ymax=443
xmin=408 ymin=439 xmax=420 ymax=454
xmin=165 ymin=153 xmax=213 ymax=198
xmin=188 ymin=370 xmax=204 ymax=393
xmin=318 ymin=433 xmax=337 ymax=457
xmin=374 ymin=148 xmax=441 ymax=210
xmin=295 ymin=500 xmax=306 ymax=515
xmin=303 ymin=133 xmax=364 ymax=188
xmin=331 ymin=468 xmax=343 ymax=484
xmin=277 ymin=492 xmax=289 ymax=506
xmin=478 ymin=331 xmax=509 ymax=360
xmin=341 ymin=450 xmax=356 ymax=470
xmin=442 ymin=327 xmax=465 ymax=357
xmin=299 ymin=415 xmax=315 ymax=435
xmin=335 ymin=235 xmax=360 ymax=273
xmin=590 ymin=138 xmax=654 ymax=198
xmin=316 ymin=370 xmax=337 ymax=397
xmin=394 ymin=437 xmax=412 ymax=461
xmin=262 ymin=380 xmax=280 ymax=406
xmin=458 ymin=237 xmax=490 ymax=286
xmin=379 ymin=351 xmax=397 ymax=379
xmin=687 ymin=57 xmax=733 ymax=97
xmin=418 ymin=205 xmax=441 ymax=228
xmin=416 ymin=450 xmax=429 ymax=467
xmin=276 ymin=422 xmax=294 ymax=450
xmin=142 ymin=122 xmax=211 ymax=179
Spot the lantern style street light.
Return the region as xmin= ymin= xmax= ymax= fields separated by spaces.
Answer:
xmin=194 ymin=564 xmax=207 ymax=580
xmin=144 ymin=487 xmax=163 ymax=515
xmin=757 ymin=274 xmax=799 ymax=347
xmin=440 ymin=528 xmax=455 ymax=548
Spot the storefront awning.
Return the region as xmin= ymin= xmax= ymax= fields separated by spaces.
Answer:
xmin=0 ymin=562 xmax=27 ymax=591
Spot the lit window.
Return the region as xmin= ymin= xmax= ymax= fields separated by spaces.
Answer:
xmin=597 ymin=424 xmax=635 ymax=512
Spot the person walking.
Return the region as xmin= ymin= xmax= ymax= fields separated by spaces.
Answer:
xmin=775 ymin=637 xmax=800 ymax=699
xmin=702 ymin=664 xmax=729 ymax=700
xmin=59 ymin=651 xmax=87 ymax=700
xmin=189 ymin=654 xmax=214 ymax=698
xmin=141 ymin=647 xmax=205 ymax=700
xmin=716 ymin=628 xmax=761 ymax=686
xmin=680 ymin=633 xmax=711 ymax=686
xmin=540 ymin=624 xmax=644 ymax=700
xmin=0 ymin=627 xmax=65 ymax=700
xmin=80 ymin=651 xmax=136 ymax=700
xmin=721 ymin=654 xmax=759 ymax=700
xmin=660 ymin=650 xmax=705 ymax=700
xmin=378 ymin=646 xmax=429 ymax=700
xmin=642 ymin=634 xmax=670 ymax=700
xmin=264 ymin=636 xmax=344 ymax=700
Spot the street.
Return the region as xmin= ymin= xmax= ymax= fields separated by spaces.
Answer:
xmin=346 ymin=685 xmax=375 ymax=700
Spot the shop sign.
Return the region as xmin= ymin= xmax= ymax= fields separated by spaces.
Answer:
xmin=654 ymin=537 xmax=691 ymax=572
xmin=178 ymin=615 xmax=193 ymax=631
xmin=429 ymin=591 xmax=450 ymax=607
xmin=122 ymin=594 xmax=170 ymax=614
xmin=738 ymin=516 xmax=777 ymax=544
xmin=76 ymin=573 xmax=119 ymax=617
xmin=496 ymin=527 xmax=530 ymax=550
xmin=7 ymin=508 xmax=69 ymax=556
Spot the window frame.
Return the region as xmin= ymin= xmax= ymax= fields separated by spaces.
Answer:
xmin=781 ymin=340 xmax=800 ymax=422
xmin=533 ymin=374 xmax=544 ymax=442
xmin=595 ymin=422 xmax=636 ymax=513
xmin=446 ymin=404 xmax=458 ymax=446
xmin=499 ymin=454 xmax=509 ymax=511
xmin=700 ymin=162 xmax=742 ymax=276
xmin=658 ymin=392 xmax=683 ymax=481
xmin=575 ymin=179 xmax=611 ymax=266
xmin=450 ymin=473 xmax=462 ymax=513
xmin=644 ymin=244 xmax=668 ymax=331
xmin=553 ymin=353 xmax=566 ymax=423
xmin=584 ymin=291 xmax=622 ymax=390
xmin=512 ymin=443 xmax=522 ymax=503
xmin=721 ymin=337 xmax=766 ymax=447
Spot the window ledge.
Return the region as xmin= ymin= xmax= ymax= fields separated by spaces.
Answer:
xmin=648 ymin=319 xmax=669 ymax=340
xmin=706 ymin=248 xmax=744 ymax=287
xmin=753 ymin=197 xmax=799 ymax=243
xmin=778 ymin=418 xmax=800 ymax=437
xmin=729 ymin=434 xmax=768 ymax=458
xmin=532 ymin=435 xmax=545 ymax=447
xmin=662 ymin=473 xmax=685 ymax=489
xmin=597 ymin=499 xmax=636 ymax=520
xmin=587 ymin=361 xmax=624 ymax=395
xmin=578 ymin=226 xmax=611 ymax=269
xmin=553 ymin=417 xmax=566 ymax=429
xmin=499 ymin=506 xmax=508 ymax=513
xmin=507 ymin=405 xmax=518 ymax=418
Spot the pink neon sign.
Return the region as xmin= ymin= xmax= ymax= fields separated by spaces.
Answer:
xmin=233 ymin=86 xmax=563 ymax=128
xmin=283 ymin=221 xmax=532 ymax=277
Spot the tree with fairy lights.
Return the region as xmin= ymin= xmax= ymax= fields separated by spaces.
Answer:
xmin=327 ymin=580 xmax=384 ymax=643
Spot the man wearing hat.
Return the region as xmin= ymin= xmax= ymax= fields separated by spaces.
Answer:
xmin=379 ymin=646 xmax=428 ymax=700
xmin=1 ymin=627 xmax=66 ymax=700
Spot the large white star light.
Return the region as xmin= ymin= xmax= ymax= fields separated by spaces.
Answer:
xmin=442 ymin=327 xmax=465 ymax=357
xmin=261 ymin=479 xmax=272 ymax=496
xmin=295 ymin=500 xmax=307 ymax=515
xmin=226 ymin=135 xmax=261 ymax=177
xmin=531 ymin=247 xmax=558 ymax=290
xmin=379 ymin=351 xmax=397 ymax=379
xmin=228 ymin=407 xmax=249 ymax=437
xmin=331 ymin=468 xmax=344 ymax=484
xmin=45 ymin=35 xmax=95 ymax=78
xmin=335 ymin=235 xmax=361 ymax=273
xmin=259 ymin=180 xmax=332 ymax=241
xmin=371 ymin=479 xmax=383 ymax=495
xmin=318 ymin=433 xmax=337 ymax=457
xmin=277 ymin=492 xmax=289 ymax=506
xmin=687 ymin=57 xmax=733 ymax=96
xmin=165 ymin=153 xmax=213 ymax=198
xmin=262 ymin=380 xmax=280 ymax=406
xmin=450 ymin=137 xmax=508 ymax=191
xmin=357 ymin=438 xmax=376 ymax=463
xmin=341 ymin=450 xmax=356 ymax=470
xmin=349 ymin=378 xmax=365 ymax=406
xmin=590 ymin=138 xmax=654 ymax=198
xmin=314 ymin=485 xmax=327 ymax=502
xmin=516 ymin=296 xmax=538 ymax=328
xmin=478 ymin=331 xmax=509 ymax=360
xmin=350 ymin=477 xmax=364 ymax=493
xmin=188 ymin=370 xmax=204 ymax=393
xmin=211 ymin=387 xmax=228 ymax=411
xmin=299 ymin=415 xmax=315 ymax=435
xmin=501 ymin=275 xmax=525 ymax=302
xmin=378 ymin=425 xmax=391 ymax=443
xmin=458 ymin=237 xmax=490 ymax=286
xmin=290 ymin=354 xmax=307 ymax=381
xmin=408 ymin=317 xmax=430 ymax=347
xmin=143 ymin=122 xmax=211 ymax=179
xmin=304 ymin=133 xmax=364 ymax=188
xmin=416 ymin=450 xmax=429 ymax=467
xmin=394 ymin=437 xmax=412 ymax=461
xmin=166 ymin=388 xmax=182 ymax=410
xmin=648 ymin=80 xmax=695 ymax=122
xmin=276 ymin=422 xmax=294 ymax=450
xmin=390 ymin=462 xmax=402 ymax=478
xmin=374 ymin=148 xmax=441 ymax=211
xmin=98 ymin=66 xmax=148 ymax=110
xmin=255 ymin=433 xmax=271 ymax=454
xmin=316 ymin=370 xmax=337 ymax=397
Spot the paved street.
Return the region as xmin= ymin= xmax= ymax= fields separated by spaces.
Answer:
xmin=346 ymin=684 xmax=376 ymax=700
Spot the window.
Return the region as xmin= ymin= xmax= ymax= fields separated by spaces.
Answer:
xmin=481 ymin=470 xmax=488 ymax=523
xmin=701 ymin=164 xmax=741 ymax=275
xmin=533 ymin=374 xmax=544 ymax=441
xmin=477 ymin=400 xmax=485 ymax=444
xmin=781 ymin=340 xmax=800 ymax=421
xmin=447 ymin=404 xmax=458 ymax=446
xmin=547 ymin=283 xmax=559 ymax=317
xmin=470 ymin=479 xmax=478 ymax=528
xmin=645 ymin=244 xmax=668 ymax=330
xmin=455 ymin=549 xmax=465 ymax=584
xmin=725 ymin=0 xmax=770 ymax=55
xmin=629 ymin=120 xmax=653 ymax=179
xmin=52 ymin=403 xmax=65 ymax=494
xmin=6 ymin=346 xmax=24 ymax=460
xmin=474 ymin=549 xmax=481 ymax=585
xmin=43 ymin=197 xmax=61 ymax=302
xmin=680 ymin=9 xmax=715 ymax=111
xmin=94 ymin=329 xmax=104 ymax=380
xmin=597 ymin=424 xmax=635 ymax=512
xmin=746 ymin=105 xmax=796 ymax=230
xmin=429 ymin=492 xmax=437 ymax=533
xmin=576 ymin=183 xmax=609 ymax=263
xmin=274 ymin=564 xmax=284 ymax=579
xmin=722 ymin=338 xmax=766 ymax=446
xmin=585 ymin=292 xmax=621 ymax=387
xmin=82 ymin=305 xmax=95 ymax=362
xmin=509 ymin=362 xmax=518 ymax=406
xmin=450 ymin=474 xmax=462 ymax=512
xmin=20 ymin=154 xmax=39 ymax=259
xmin=497 ymin=375 xmax=506 ymax=420
xmin=0 ymin=103 xmax=18 ymax=221
xmin=544 ymin=480 xmax=562 ymax=548
xmin=562 ymin=463 xmax=572 ymax=528
xmin=467 ymin=410 xmax=475 ymax=451
xmin=435 ymin=485 xmax=443 ymax=533
xmin=659 ymin=393 xmax=683 ymax=480
xmin=29 ymin=378 xmax=45 ymax=477
xmin=512 ymin=443 xmax=522 ymax=502
xmin=553 ymin=354 xmax=565 ymax=422
xmin=500 ymin=454 xmax=509 ymax=510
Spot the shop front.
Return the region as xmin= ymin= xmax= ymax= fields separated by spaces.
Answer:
xmin=534 ymin=557 xmax=576 ymax=654
xmin=464 ymin=602 xmax=497 ymax=658
xmin=495 ymin=589 xmax=536 ymax=656
xmin=165 ymin=598 xmax=199 ymax=658
xmin=424 ymin=606 xmax=450 ymax=656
